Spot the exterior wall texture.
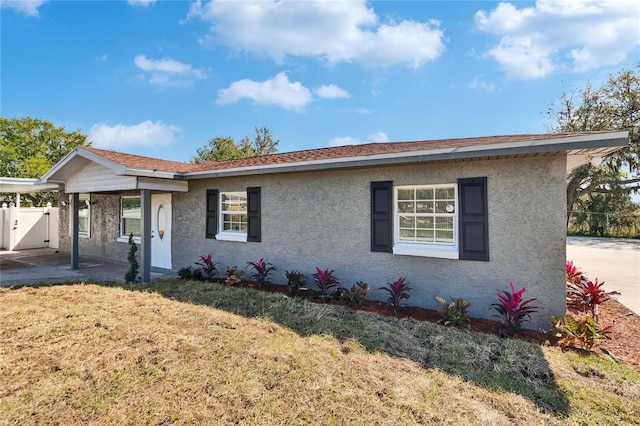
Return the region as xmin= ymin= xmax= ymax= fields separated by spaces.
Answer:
xmin=172 ymin=156 xmax=567 ymax=329
xmin=59 ymin=190 xmax=138 ymax=265
xmin=59 ymin=156 xmax=567 ymax=329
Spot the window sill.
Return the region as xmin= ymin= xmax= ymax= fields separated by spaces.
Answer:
xmin=393 ymin=242 xmax=458 ymax=259
xmin=117 ymin=236 xmax=141 ymax=244
xmin=215 ymin=232 xmax=247 ymax=243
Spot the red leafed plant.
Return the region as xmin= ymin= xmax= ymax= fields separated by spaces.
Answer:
xmin=312 ymin=267 xmax=339 ymax=299
xmin=567 ymin=278 xmax=620 ymax=322
xmin=566 ymin=260 xmax=584 ymax=285
xmin=378 ymin=277 xmax=412 ymax=316
xmin=195 ymin=252 xmax=218 ymax=281
xmin=246 ymin=258 xmax=277 ymax=289
xmin=491 ymin=282 xmax=538 ymax=335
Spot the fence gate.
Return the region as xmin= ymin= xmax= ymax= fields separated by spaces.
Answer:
xmin=1 ymin=203 xmax=59 ymax=250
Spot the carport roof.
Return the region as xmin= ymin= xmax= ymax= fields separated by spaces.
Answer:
xmin=0 ymin=177 xmax=60 ymax=193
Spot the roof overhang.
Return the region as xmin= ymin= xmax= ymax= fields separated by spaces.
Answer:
xmin=185 ymin=131 xmax=629 ymax=179
xmin=0 ymin=177 xmax=60 ymax=193
xmin=40 ymin=146 xmax=183 ymax=184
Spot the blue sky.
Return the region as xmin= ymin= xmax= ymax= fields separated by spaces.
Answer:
xmin=2 ymin=0 xmax=639 ymax=163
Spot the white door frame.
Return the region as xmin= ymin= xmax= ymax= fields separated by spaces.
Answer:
xmin=151 ymin=193 xmax=172 ymax=269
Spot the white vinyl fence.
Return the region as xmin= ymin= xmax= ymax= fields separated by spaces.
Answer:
xmin=1 ymin=202 xmax=59 ymax=250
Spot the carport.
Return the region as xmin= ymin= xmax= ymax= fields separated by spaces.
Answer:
xmin=0 ymin=177 xmax=60 ymax=251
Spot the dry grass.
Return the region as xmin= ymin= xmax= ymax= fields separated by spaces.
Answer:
xmin=1 ymin=282 xmax=639 ymax=425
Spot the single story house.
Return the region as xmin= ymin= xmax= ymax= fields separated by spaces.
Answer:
xmin=38 ymin=131 xmax=628 ymax=328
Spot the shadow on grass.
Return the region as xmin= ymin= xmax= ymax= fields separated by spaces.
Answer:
xmin=22 ymin=279 xmax=572 ymax=418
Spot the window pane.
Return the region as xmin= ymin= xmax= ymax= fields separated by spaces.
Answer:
xmin=435 ymin=201 xmax=453 ymax=213
xmin=124 ymin=218 xmax=141 ymax=237
xmin=416 ymin=188 xmax=432 ymax=201
xmin=398 ymin=201 xmax=414 ymax=213
xmin=436 ymin=217 xmax=454 ymax=229
xmin=416 ymin=201 xmax=433 ymax=213
xmin=416 ymin=217 xmax=434 ymax=229
xmin=399 ymin=216 xmax=415 ymax=228
xmin=417 ymin=229 xmax=434 ymax=241
xmin=78 ymin=217 xmax=89 ymax=234
xmin=121 ymin=197 xmax=141 ymax=237
xmin=397 ymin=189 xmax=413 ymax=201
xmin=399 ymin=229 xmax=415 ymax=240
xmin=435 ymin=188 xmax=454 ymax=200
xmin=436 ymin=230 xmax=454 ymax=242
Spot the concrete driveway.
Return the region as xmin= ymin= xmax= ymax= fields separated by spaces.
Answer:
xmin=0 ymin=248 xmax=176 ymax=287
xmin=566 ymin=236 xmax=640 ymax=314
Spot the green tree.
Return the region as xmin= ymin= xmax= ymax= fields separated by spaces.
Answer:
xmin=547 ymin=64 xmax=640 ymax=218
xmin=191 ymin=126 xmax=279 ymax=163
xmin=1 ymin=117 xmax=90 ymax=205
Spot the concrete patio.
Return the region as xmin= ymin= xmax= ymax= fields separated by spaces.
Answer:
xmin=0 ymin=248 xmax=177 ymax=287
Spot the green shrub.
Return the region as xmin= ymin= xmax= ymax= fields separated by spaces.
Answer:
xmin=553 ymin=314 xmax=613 ymax=351
xmin=436 ymin=296 xmax=471 ymax=327
xmin=124 ymin=233 xmax=139 ymax=284
xmin=285 ymin=270 xmax=307 ymax=298
xmin=336 ymin=281 xmax=370 ymax=307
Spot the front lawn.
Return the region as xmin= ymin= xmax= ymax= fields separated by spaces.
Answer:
xmin=1 ymin=282 xmax=638 ymax=425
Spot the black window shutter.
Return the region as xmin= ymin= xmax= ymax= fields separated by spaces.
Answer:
xmin=371 ymin=181 xmax=393 ymax=253
xmin=458 ymin=177 xmax=489 ymax=261
xmin=206 ymin=189 xmax=218 ymax=239
xmin=247 ymin=187 xmax=261 ymax=242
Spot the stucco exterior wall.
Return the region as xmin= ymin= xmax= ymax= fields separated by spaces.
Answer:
xmin=172 ymin=156 xmax=567 ymax=329
xmin=59 ymin=190 xmax=137 ymax=264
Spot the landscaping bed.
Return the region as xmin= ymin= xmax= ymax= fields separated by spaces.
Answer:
xmin=220 ymin=280 xmax=640 ymax=370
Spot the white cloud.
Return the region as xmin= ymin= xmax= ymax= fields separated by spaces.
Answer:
xmin=475 ymin=0 xmax=640 ymax=78
xmin=134 ymin=55 xmax=207 ymax=86
xmin=127 ymin=0 xmax=156 ymax=7
xmin=313 ymin=84 xmax=350 ymax=99
xmin=467 ymin=75 xmax=497 ymax=92
xmin=188 ymin=0 xmax=445 ymax=69
xmin=89 ymin=121 xmax=180 ymax=149
xmin=329 ymin=132 xmax=390 ymax=147
xmin=1 ymin=0 xmax=47 ymax=17
xmin=217 ymin=72 xmax=313 ymax=111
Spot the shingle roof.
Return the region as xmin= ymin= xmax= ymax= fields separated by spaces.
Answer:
xmin=83 ymin=146 xmax=192 ymax=173
xmin=83 ymin=131 xmax=620 ymax=175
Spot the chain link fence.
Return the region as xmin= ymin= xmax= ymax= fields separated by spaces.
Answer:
xmin=567 ymin=211 xmax=640 ymax=238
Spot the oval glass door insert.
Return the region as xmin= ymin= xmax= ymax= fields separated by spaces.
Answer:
xmin=157 ymin=203 xmax=166 ymax=240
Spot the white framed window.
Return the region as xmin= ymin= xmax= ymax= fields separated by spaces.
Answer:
xmin=393 ymin=184 xmax=458 ymax=259
xmin=216 ymin=191 xmax=247 ymax=242
xmin=68 ymin=194 xmax=91 ymax=238
xmin=118 ymin=196 xmax=141 ymax=242
xmin=78 ymin=194 xmax=90 ymax=238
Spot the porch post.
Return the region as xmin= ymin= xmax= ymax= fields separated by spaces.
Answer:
xmin=70 ymin=193 xmax=79 ymax=270
xmin=140 ymin=189 xmax=151 ymax=283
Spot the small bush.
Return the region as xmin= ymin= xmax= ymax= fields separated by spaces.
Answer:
xmin=195 ymin=253 xmax=218 ymax=282
xmin=312 ymin=267 xmax=339 ymax=300
xmin=491 ymin=282 xmax=538 ymax=335
xmin=285 ymin=270 xmax=307 ymax=298
xmin=336 ymin=281 xmax=369 ymax=307
xmin=567 ymin=278 xmax=620 ymax=322
xmin=553 ymin=314 xmax=613 ymax=350
xmin=378 ymin=277 xmax=411 ymax=316
xmin=124 ymin=233 xmax=139 ymax=284
xmin=177 ymin=266 xmax=193 ymax=279
xmin=247 ymin=258 xmax=276 ymax=289
xmin=224 ymin=265 xmax=245 ymax=286
xmin=436 ymin=296 xmax=471 ymax=327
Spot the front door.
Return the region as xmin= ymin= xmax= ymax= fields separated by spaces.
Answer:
xmin=151 ymin=193 xmax=171 ymax=269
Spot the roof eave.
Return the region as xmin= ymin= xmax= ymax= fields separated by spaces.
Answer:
xmin=184 ymin=131 xmax=629 ymax=179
